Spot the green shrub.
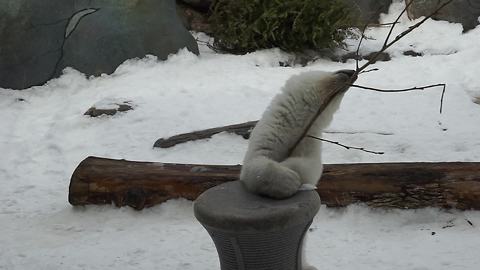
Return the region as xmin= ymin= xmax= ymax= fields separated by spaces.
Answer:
xmin=209 ymin=0 xmax=354 ymax=54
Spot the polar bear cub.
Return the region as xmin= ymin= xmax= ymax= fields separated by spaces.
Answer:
xmin=240 ymin=69 xmax=355 ymax=199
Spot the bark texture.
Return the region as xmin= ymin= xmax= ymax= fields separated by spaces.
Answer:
xmin=69 ymin=157 xmax=480 ymax=210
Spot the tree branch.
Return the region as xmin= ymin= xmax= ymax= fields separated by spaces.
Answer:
xmin=307 ymin=135 xmax=384 ymax=155
xmin=350 ymin=83 xmax=446 ymax=113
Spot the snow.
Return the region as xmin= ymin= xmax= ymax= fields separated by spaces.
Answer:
xmin=1 ymin=2 xmax=480 ymax=269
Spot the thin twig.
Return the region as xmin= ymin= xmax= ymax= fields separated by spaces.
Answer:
xmin=350 ymin=83 xmax=445 ymax=93
xmin=356 ymin=24 xmax=368 ymax=70
xmin=368 ymin=22 xmax=401 ymax=27
xmin=466 ymin=219 xmax=474 ymax=227
xmin=307 ymin=135 xmax=384 ymax=155
xmin=440 ymin=85 xmax=446 ymax=113
xmin=383 ymin=0 xmax=414 ymax=48
xmin=350 ymin=83 xmax=446 ymax=113
xmin=359 ymin=68 xmax=379 ymax=74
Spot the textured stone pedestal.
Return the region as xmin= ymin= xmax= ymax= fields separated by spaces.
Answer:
xmin=194 ymin=181 xmax=320 ymax=270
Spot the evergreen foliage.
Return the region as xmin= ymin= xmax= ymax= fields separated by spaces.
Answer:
xmin=209 ymin=0 xmax=354 ymax=54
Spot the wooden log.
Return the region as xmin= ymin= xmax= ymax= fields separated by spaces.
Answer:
xmin=69 ymin=157 xmax=480 ymax=210
xmin=153 ymin=120 xmax=393 ymax=149
xmin=153 ymin=121 xmax=257 ymax=148
xmin=69 ymin=157 xmax=240 ymax=210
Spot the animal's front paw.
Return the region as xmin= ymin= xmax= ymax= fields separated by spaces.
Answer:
xmin=258 ymin=163 xmax=301 ymax=199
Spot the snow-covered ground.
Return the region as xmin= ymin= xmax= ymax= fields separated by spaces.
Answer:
xmin=1 ymin=2 xmax=480 ymax=269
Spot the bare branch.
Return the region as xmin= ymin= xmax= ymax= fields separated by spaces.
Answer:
xmin=307 ymin=135 xmax=384 ymax=155
xmin=350 ymin=83 xmax=447 ymax=113
xmin=383 ymin=0 xmax=414 ymax=48
xmin=359 ymin=68 xmax=379 ymax=74
xmin=367 ymin=22 xmax=401 ymax=27
xmin=350 ymin=83 xmax=445 ymax=93
xmin=356 ymin=24 xmax=368 ymax=70
xmin=440 ymin=84 xmax=446 ymax=113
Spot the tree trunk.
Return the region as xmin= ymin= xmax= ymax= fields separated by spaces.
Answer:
xmin=69 ymin=156 xmax=480 ymax=210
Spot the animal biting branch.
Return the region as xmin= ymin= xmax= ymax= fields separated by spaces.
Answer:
xmin=287 ymin=1 xmax=453 ymax=157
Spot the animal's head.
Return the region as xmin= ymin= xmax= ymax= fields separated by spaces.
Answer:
xmin=308 ymin=69 xmax=356 ymax=101
xmin=334 ymin=69 xmax=357 ymax=90
xmin=324 ymin=69 xmax=356 ymax=93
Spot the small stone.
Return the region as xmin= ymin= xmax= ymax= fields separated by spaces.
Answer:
xmin=474 ymin=97 xmax=480 ymax=105
xmin=364 ymin=52 xmax=391 ymax=63
xmin=403 ymin=50 xmax=423 ymax=57
xmin=84 ymin=100 xmax=134 ymax=117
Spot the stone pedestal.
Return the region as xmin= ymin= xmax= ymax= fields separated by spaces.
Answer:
xmin=194 ymin=181 xmax=320 ymax=270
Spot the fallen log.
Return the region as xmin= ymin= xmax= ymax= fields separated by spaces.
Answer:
xmin=153 ymin=121 xmax=257 ymax=148
xmin=153 ymin=120 xmax=394 ymax=148
xmin=69 ymin=157 xmax=480 ymax=210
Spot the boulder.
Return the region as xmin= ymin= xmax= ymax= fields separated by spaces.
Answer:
xmin=178 ymin=0 xmax=213 ymax=12
xmin=0 ymin=0 xmax=199 ymax=90
xmin=343 ymin=0 xmax=393 ymax=24
xmin=177 ymin=2 xmax=212 ymax=34
xmin=407 ymin=0 xmax=480 ymax=31
xmin=0 ymin=0 xmax=73 ymax=90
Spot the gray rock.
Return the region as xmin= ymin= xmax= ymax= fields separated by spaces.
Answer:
xmin=403 ymin=50 xmax=423 ymax=57
xmin=0 ymin=0 xmax=73 ymax=90
xmin=176 ymin=2 xmax=212 ymax=34
xmin=364 ymin=51 xmax=391 ymax=63
xmin=178 ymin=0 xmax=212 ymax=12
xmin=407 ymin=0 xmax=480 ymax=31
xmin=343 ymin=0 xmax=394 ymax=24
xmin=84 ymin=100 xmax=134 ymax=117
xmin=57 ymin=0 xmax=199 ymax=77
xmin=0 ymin=0 xmax=199 ymax=90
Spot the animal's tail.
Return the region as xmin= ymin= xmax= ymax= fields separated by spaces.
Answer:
xmin=240 ymin=156 xmax=301 ymax=199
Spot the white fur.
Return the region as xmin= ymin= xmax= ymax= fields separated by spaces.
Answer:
xmin=240 ymin=70 xmax=352 ymax=270
xmin=240 ymin=70 xmax=349 ymax=199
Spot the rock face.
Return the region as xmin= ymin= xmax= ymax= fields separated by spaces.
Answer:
xmin=178 ymin=0 xmax=212 ymax=12
xmin=344 ymin=0 xmax=393 ymax=23
xmin=407 ymin=0 xmax=480 ymax=31
xmin=0 ymin=0 xmax=69 ymax=90
xmin=0 ymin=0 xmax=199 ymax=90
